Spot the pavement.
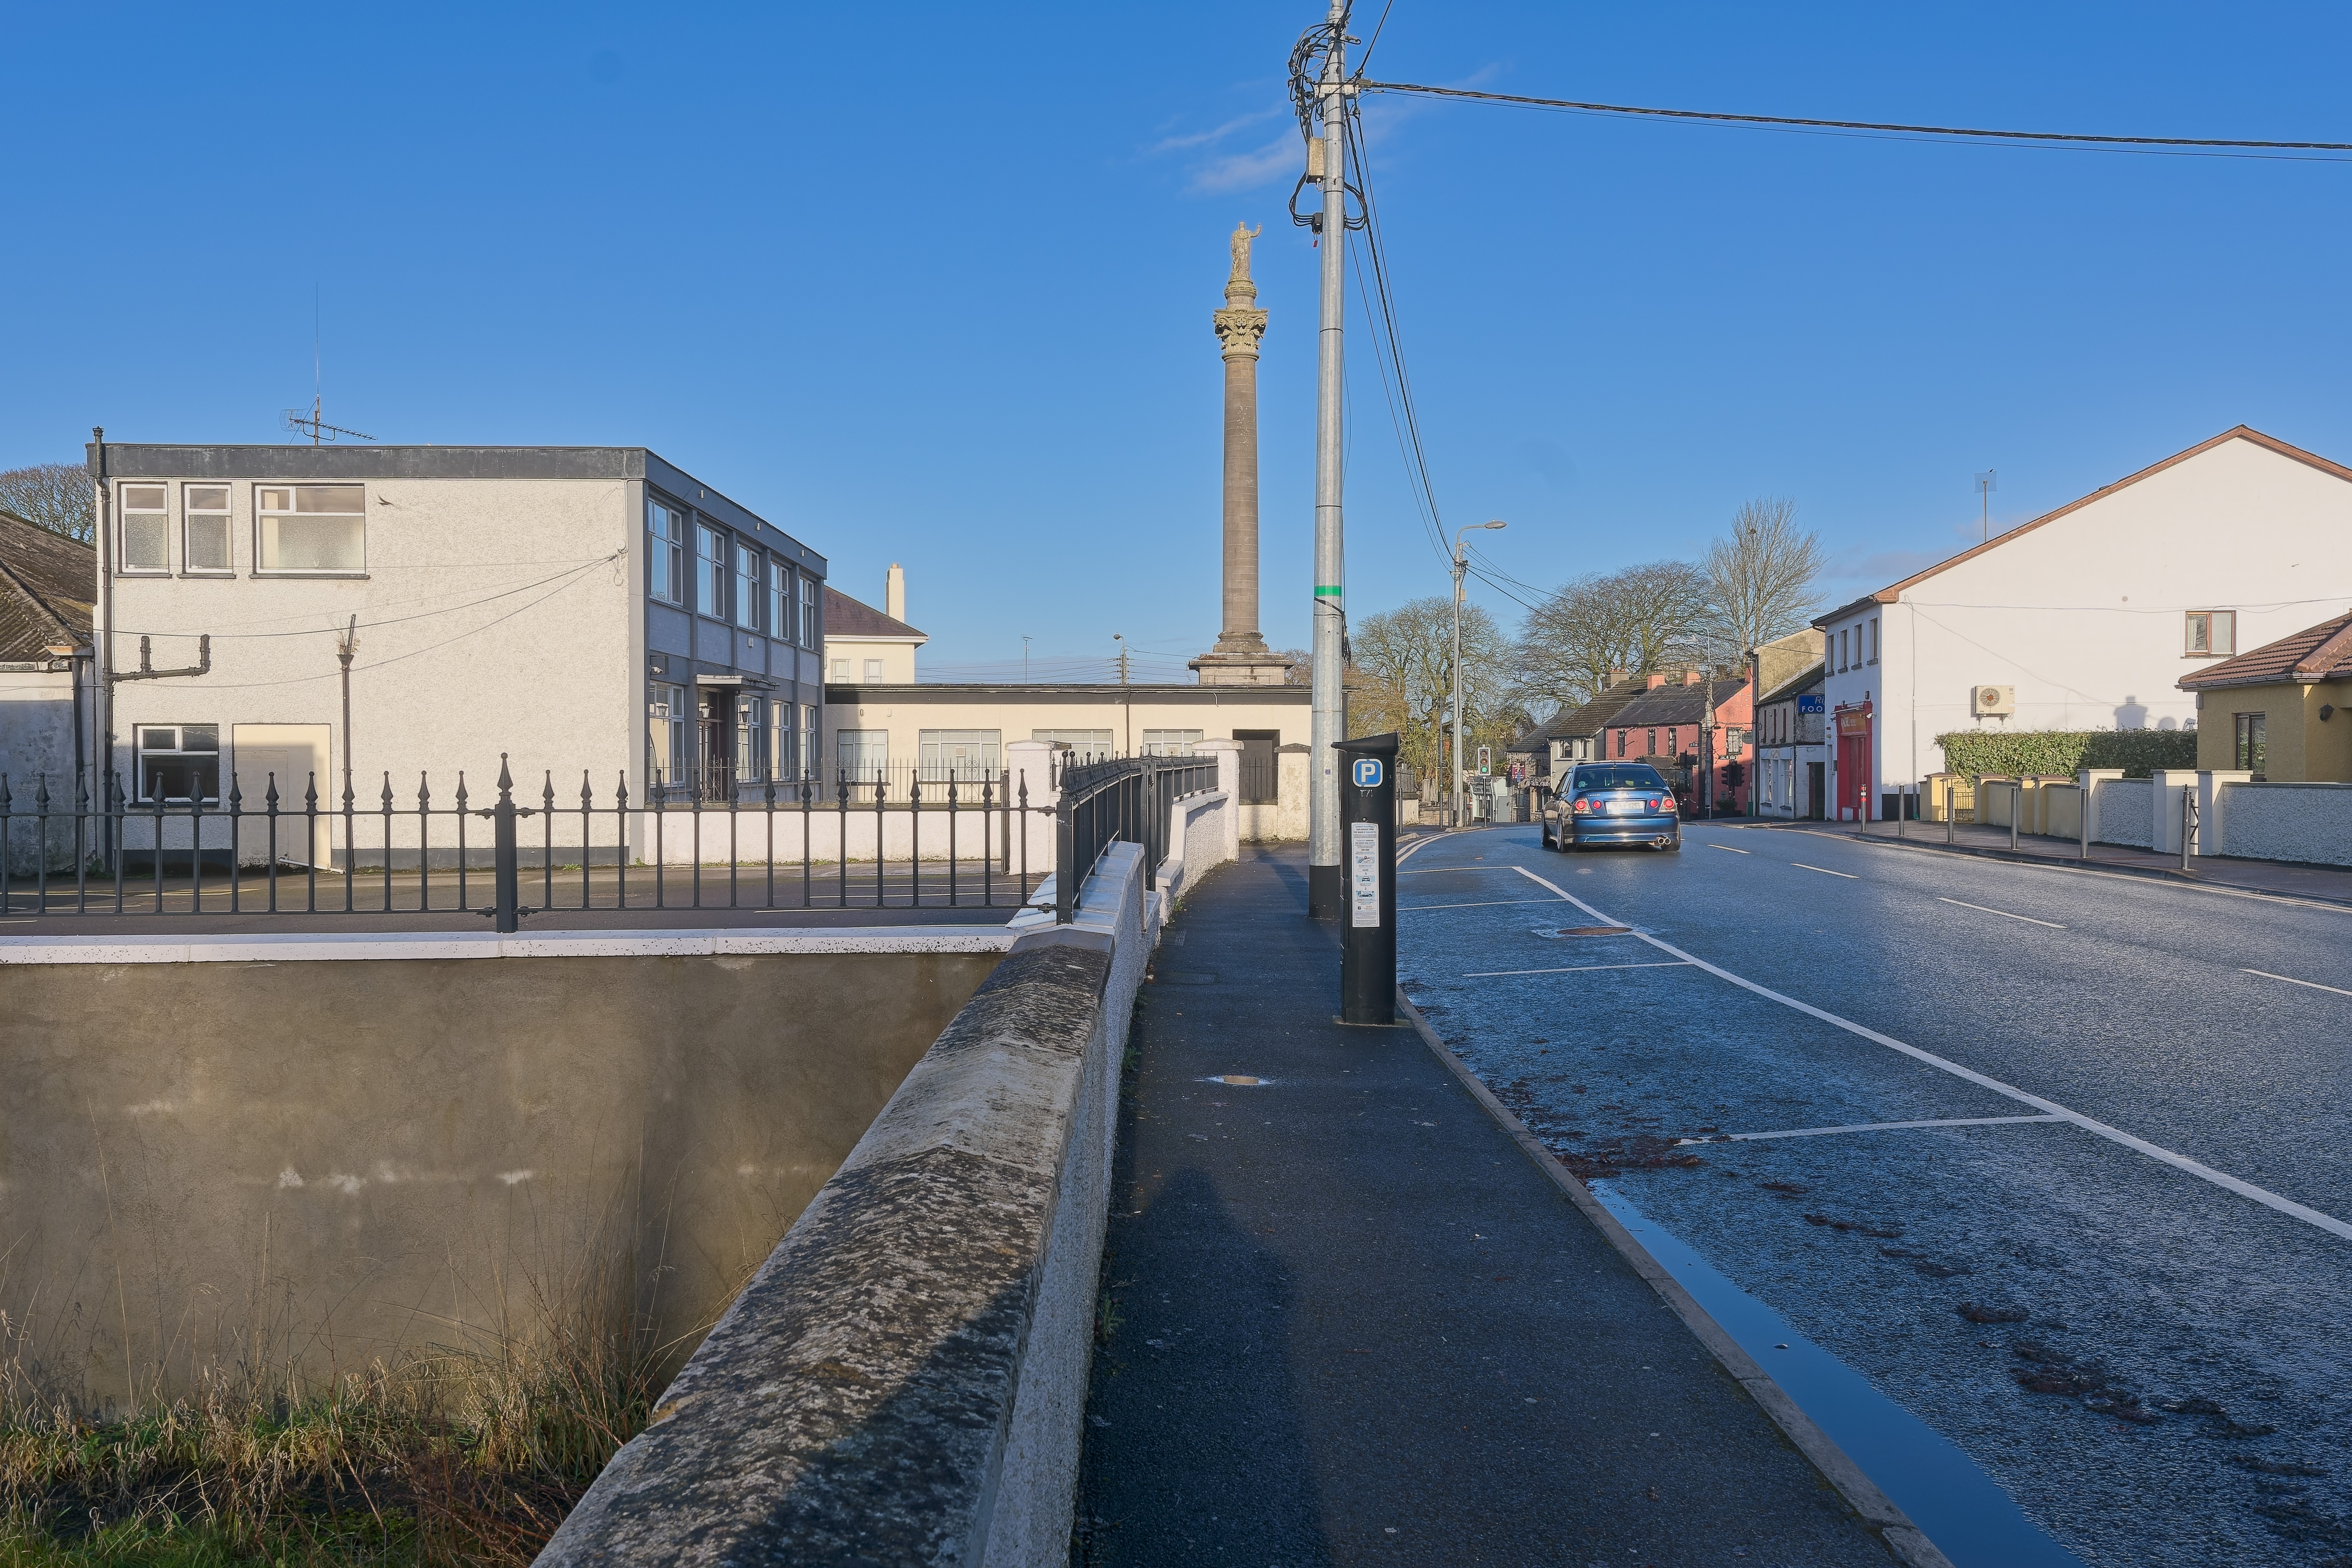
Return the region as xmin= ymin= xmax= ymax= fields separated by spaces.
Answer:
xmin=1396 ymin=820 xmax=2352 ymax=1568
xmin=1071 ymin=844 xmax=1908 ymax=1568
xmin=1789 ymin=814 xmax=2352 ymax=906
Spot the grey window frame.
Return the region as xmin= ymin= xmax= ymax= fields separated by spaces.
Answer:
xmin=647 ymin=498 xmax=685 ymax=605
xmin=695 ymin=523 xmax=727 ymax=621
xmin=735 ymin=541 xmax=762 ymax=632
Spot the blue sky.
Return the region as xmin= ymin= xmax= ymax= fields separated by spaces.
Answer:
xmin=7 ymin=3 xmax=2352 ymax=679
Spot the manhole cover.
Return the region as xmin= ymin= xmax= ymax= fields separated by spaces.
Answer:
xmin=1204 ymin=1075 xmax=1270 ymax=1087
xmin=1153 ymin=971 xmax=1219 ymax=985
xmin=1547 ymin=925 xmax=1633 ymax=937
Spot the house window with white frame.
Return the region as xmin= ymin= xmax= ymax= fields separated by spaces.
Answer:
xmin=2186 ymin=610 xmax=2235 ymax=656
xmin=134 ymin=724 xmax=220 ymax=803
xmin=119 ymin=485 xmax=170 ymax=572
xmin=1141 ymin=728 xmax=1203 ymax=756
xmin=863 ymin=658 xmax=884 ymax=682
xmin=830 ymin=657 xmax=849 ymax=680
xmin=735 ymin=692 xmax=765 ymax=778
xmin=919 ymin=728 xmax=1002 ymax=779
xmin=256 ymin=485 xmax=365 ymax=573
xmin=838 ymin=729 xmax=888 ymax=780
xmin=648 ymin=682 xmax=689 ymax=788
xmin=1868 ymin=617 xmax=1879 ymax=664
xmin=695 ymin=524 xmax=727 ymax=620
xmin=772 ymin=700 xmax=794 ymax=779
xmin=183 ymin=485 xmax=232 ymax=572
xmin=801 ymin=705 xmax=818 ymax=778
xmin=735 ymin=542 xmax=761 ymax=631
xmin=648 ymin=499 xmax=684 ymax=604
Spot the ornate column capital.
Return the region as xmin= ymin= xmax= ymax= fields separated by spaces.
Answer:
xmin=1214 ymin=301 xmax=1269 ymax=360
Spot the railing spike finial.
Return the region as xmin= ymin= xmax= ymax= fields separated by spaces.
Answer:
xmin=381 ymin=771 xmax=395 ymax=809
xmin=265 ymin=772 xmax=280 ymax=810
xmin=454 ymin=772 xmax=468 ymax=812
xmin=0 ymin=774 xmax=11 ymax=812
xmin=543 ymin=770 xmax=557 ymax=810
xmin=496 ymin=754 xmax=513 ymax=796
xmin=304 ymin=773 xmax=319 ymax=812
xmin=31 ymin=775 xmax=47 ymax=812
xmin=417 ymin=771 xmax=431 ymax=809
xmin=615 ymin=771 xmax=629 ymax=811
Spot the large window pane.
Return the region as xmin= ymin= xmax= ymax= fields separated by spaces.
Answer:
xmin=258 ymin=484 xmax=365 ymax=572
xmin=185 ymin=485 xmax=231 ymax=571
xmin=919 ymin=728 xmax=1002 ymax=779
xmin=648 ymin=500 xmax=683 ymax=604
xmin=838 ymin=729 xmax=887 ymax=780
xmin=735 ymin=543 xmax=760 ymax=630
xmin=768 ymin=560 xmax=788 ymax=642
xmin=696 ymin=525 xmax=725 ymax=619
xmin=121 ymin=485 xmax=168 ymax=571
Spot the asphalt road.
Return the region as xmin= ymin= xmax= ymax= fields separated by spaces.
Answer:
xmin=1397 ymin=820 xmax=2352 ymax=1568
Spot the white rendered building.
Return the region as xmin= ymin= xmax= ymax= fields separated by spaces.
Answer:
xmin=1815 ymin=427 xmax=2352 ymax=821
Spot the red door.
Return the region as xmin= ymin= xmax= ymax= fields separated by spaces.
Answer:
xmin=1837 ymin=726 xmax=1871 ymax=820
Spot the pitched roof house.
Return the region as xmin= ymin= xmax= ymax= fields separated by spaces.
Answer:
xmin=1507 ymin=673 xmax=1652 ymax=789
xmin=2178 ymin=609 xmax=2352 ymax=781
xmin=0 ymin=508 xmax=96 ymax=794
xmin=1813 ymin=426 xmax=2352 ymax=821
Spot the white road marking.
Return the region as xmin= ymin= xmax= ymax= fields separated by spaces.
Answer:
xmin=1399 ymin=865 xmax=1521 ymax=874
xmin=1396 ymin=835 xmax=1446 ymax=865
xmin=1937 ymin=897 xmax=2065 ymax=930
xmin=1790 ymin=862 xmax=1858 ymax=879
xmin=1464 ymin=961 xmax=1695 ymax=978
xmin=2243 ymin=968 xmax=2352 ymax=998
xmin=1677 ymin=1114 xmax=2067 ymax=1145
xmin=1505 ymin=862 xmax=2352 ymax=1244
xmin=1402 ymin=898 xmax=1574 ymax=912
xmin=1709 ymin=844 xmax=1751 ymax=855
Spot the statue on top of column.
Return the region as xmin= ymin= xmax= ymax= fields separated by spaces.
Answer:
xmin=1228 ymin=221 xmax=1262 ymax=285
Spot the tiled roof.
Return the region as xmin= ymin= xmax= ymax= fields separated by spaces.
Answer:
xmin=1506 ymin=675 xmax=1651 ymax=754
xmin=824 ymin=586 xmax=925 ymax=641
xmin=1758 ymin=662 xmax=1825 ymax=705
xmin=1606 ymin=678 xmax=1746 ymax=728
xmin=2177 ymin=610 xmax=2352 ymax=691
xmin=0 ymin=509 xmax=94 ymax=662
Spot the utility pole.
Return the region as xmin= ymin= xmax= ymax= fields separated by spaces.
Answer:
xmin=1114 ymin=634 xmax=1131 ymax=753
xmin=1451 ymin=520 xmax=1506 ymax=828
xmin=1976 ymin=469 xmax=1996 ymax=544
xmin=1306 ymin=0 xmax=1350 ymax=918
xmin=1699 ymin=642 xmax=1717 ymax=819
xmin=337 ymin=613 xmax=360 ymax=815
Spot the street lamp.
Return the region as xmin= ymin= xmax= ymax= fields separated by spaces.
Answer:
xmin=1453 ymin=520 xmax=1507 ymax=828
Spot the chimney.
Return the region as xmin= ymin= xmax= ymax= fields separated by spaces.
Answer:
xmin=1646 ymin=672 xmax=1668 ymax=689
xmin=1684 ymin=669 xmax=1704 ymax=686
xmin=1608 ymin=667 xmax=1628 ymax=686
xmin=886 ymin=563 xmax=906 ymax=623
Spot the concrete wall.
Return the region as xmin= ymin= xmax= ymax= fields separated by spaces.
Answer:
xmin=0 ymin=664 xmax=81 ymax=873
xmin=544 ymin=841 xmax=1163 ymax=1568
xmin=1819 ymin=433 xmax=2352 ymax=813
xmin=0 ymin=927 xmax=1012 ymax=1407
xmin=2091 ymin=776 xmax=2153 ymax=847
xmin=2210 ymin=781 xmax=2352 ymax=865
xmin=824 ymin=685 xmax=1311 ymax=771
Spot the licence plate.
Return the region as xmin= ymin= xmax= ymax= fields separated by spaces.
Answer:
xmin=1609 ymin=799 xmax=1639 ymax=814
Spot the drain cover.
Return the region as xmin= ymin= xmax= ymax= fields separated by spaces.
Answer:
xmin=1550 ymin=925 xmax=1633 ymax=937
xmin=1204 ymin=1074 xmax=1269 ymax=1087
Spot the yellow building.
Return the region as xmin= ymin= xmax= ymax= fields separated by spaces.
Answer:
xmin=2179 ymin=610 xmax=2352 ymax=782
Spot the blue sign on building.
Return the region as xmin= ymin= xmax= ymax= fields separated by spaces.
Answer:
xmin=1797 ymin=694 xmax=1826 ymax=714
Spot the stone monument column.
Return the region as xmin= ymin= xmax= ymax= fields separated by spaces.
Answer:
xmin=1192 ymin=222 xmax=1292 ymax=687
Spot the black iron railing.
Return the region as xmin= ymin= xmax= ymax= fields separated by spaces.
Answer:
xmin=1054 ymin=754 xmax=1219 ymax=924
xmin=0 ymin=760 xmax=1051 ymax=926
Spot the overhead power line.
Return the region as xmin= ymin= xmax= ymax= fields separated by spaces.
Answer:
xmin=1359 ymin=80 xmax=2352 ymax=161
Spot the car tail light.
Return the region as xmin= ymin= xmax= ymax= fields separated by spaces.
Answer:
xmin=1571 ymin=798 xmax=1592 ymax=814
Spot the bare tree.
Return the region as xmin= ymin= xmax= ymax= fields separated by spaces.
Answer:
xmin=1515 ymin=560 xmax=1710 ymax=712
xmin=0 ymin=464 xmax=93 ymax=544
xmin=1704 ymin=497 xmax=1824 ymax=658
xmin=1350 ymin=596 xmax=1512 ymax=781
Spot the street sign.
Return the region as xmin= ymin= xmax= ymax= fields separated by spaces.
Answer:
xmin=1352 ymin=756 xmax=1383 ymax=789
xmin=1797 ymin=694 xmax=1825 ymax=715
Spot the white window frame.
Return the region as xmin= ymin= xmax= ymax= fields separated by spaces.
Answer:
xmin=1868 ymin=617 xmax=1879 ymax=664
xmin=133 ymin=722 xmax=222 ymax=803
xmin=647 ymin=498 xmax=685 ymax=605
xmin=2185 ymin=610 xmax=2236 ymax=657
xmin=181 ymin=484 xmax=234 ymax=575
xmin=648 ymin=681 xmax=689 ymax=788
xmin=838 ymin=729 xmax=888 ymax=781
xmin=918 ymin=728 xmax=1003 ymax=779
xmin=830 ymin=657 xmax=849 ymax=681
xmin=118 ymin=484 xmax=172 ymax=574
xmin=734 ymin=541 xmax=762 ymax=632
xmin=254 ymin=483 xmax=368 ymax=576
xmin=863 ymin=658 xmax=885 ymax=683
xmin=1141 ymin=728 xmax=1204 ymax=756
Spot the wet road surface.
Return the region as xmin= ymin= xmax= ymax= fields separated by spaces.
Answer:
xmin=1399 ymin=820 xmax=2352 ymax=1568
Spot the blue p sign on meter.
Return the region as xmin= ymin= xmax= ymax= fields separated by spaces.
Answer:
xmin=1352 ymin=757 xmax=1383 ymax=790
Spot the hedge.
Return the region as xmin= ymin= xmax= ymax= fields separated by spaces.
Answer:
xmin=1933 ymin=729 xmax=2198 ymax=780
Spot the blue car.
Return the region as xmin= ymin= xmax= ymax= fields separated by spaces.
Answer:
xmin=1541 ymin=762 xmax=1681 ymax=853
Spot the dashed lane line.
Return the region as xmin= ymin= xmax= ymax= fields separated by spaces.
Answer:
xmin=1709 ymin=844 xmax=1751 ymax=855
xmin=1464 ymin=960 xmax=1695 ymax=978
xmin=1675 ymin=1114 xmax=2067 ymax=1146
xmin=1937 ymin=897 xmax=2065 ymax=930
xmin=1791 ymin=862 xmax=1858 ymax=879
xmin=2243 ymin=968 xmax=2352 ymax=998
xmin=1505 ymin=863 xmax=2352 ymax=1244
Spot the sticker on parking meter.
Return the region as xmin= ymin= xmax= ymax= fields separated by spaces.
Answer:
xmin=1350 ymin=821 xmax=1380 ymax=928
xmin=1353 ymin=757 xmax=1383 ymax=789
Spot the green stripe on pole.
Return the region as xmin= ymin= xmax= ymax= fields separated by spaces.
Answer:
xmin=1314 ymin=586 xmax=1344 ymax=596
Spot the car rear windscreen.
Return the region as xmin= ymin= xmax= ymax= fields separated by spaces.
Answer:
xmin=1571 ymin=765 xmax=1667 ymax=791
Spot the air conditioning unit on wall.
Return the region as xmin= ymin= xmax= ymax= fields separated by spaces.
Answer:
xmin=1973 ymin=684 xmax=2016 ymax=717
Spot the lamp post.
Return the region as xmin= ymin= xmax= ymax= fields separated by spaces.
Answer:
xmin=1452 ymin=520 xmax=1507 ymax=828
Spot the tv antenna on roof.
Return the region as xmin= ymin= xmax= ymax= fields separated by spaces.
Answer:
xmin=283 ymin=285 xmax=374 ymax=444
xmin=1975 ymin=469 xmax=1997 ymax=543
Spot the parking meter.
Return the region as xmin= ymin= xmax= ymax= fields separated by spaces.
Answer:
xmin=1333 ymin=732 xmax=1399 ymax=1025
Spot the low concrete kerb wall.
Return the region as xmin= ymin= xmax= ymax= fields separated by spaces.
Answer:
xmin=540 ymin=841 xmax=1158 ymax=1567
